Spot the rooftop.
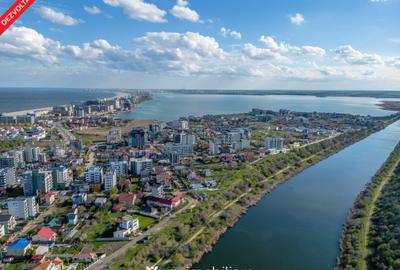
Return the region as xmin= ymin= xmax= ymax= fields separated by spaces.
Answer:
xmin=8 ymin=238 xmax=31 ymax=251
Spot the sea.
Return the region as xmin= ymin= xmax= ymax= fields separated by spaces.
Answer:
xmin=0 ymin=88 xmax=115 ymax=113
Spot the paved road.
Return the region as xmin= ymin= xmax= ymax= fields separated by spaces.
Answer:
xmin=54 ymin=121 xmax=76 ymax=142
xmin=86 ymin=200 xmax=197 ymax=270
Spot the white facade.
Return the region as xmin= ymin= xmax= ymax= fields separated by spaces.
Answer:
xmin=109 ymin=160 xmax=128 ymax=177
xmin=209 ymin=140 xmax=220 ymax=155
xmin=131 ymin=158 xmax=153 ymax=175
xmin=0 ymin=224 xmax=5 ymax=237
xmin=85 ymin=167 xmax=104 ymax=184
xmin=0 ymin=168 xmax=16 ymax=190
xmin=26 ymin=196 xmax=38 ymax=217
xmin=265 ymin=137 xmax=284 ymax=150
xmin=104 ymin=169 xmax=117 ymax=191
xmin=52 ymin=166 xmax=71 ymax=188
xmin=224 ymin=132 xmax=241 ymax=145
xmin=8 ymin=198 xmax=28 ymax=220
xmin=165 ymin=143 xmax=193 ymax=157
xmin=24 ymin=147 xmax=40 ymax=163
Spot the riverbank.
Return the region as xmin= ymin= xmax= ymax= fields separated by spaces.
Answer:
xmin=336 ymin=143 xmax=400 ymax=270
xmin=107 ymin=114 xmax=399 ymax=270
xmin=2 ymin=90 xmax=128 ymax=116
xmin=183 ymin=120 xmax=398 ymax=270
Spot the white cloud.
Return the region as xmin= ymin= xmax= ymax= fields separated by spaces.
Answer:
xmin=220 ymin=27 xmax=242 ymax=40
xmin=386 ymin=57 xmax=400 ymax=69
xmin=289 ymin=13 xmax=305 ymax=25
xmin=84 ymin=6 xmax=102 ymax=15
xmin=259 ymin=36 xmax=325 ymax=56
xmin=1 ymin=26 xmax=398 ymax=84
xmin=0 ymin=26 xmax=62 ymax=63
xmin=260 ymin=35 xmax=290 ymax=52
xmin=300 ymin=46 xmax=326 ymax=56
xmin=334 ymin=45 xmax=384 ymax=65
xmin=370 ymin=0 xmax=388 ymax=2
xmin=36 ymin=6 xmax=80 ymax=26
xmin=170 ymin=0 xmax=200 ymax=23
xmin=103 ymin=0 xmax=166 ymax=23
xmin=242 ymin=43 xmax=288 ymax=62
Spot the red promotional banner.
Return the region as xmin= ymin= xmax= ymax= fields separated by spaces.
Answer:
xmin=0 ymin=0 xmax=36 ymax=36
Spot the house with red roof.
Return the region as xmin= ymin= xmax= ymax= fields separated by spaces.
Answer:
xmin=112 ymin=203 xmax=124 ymax=212
xmin=32 ymin=227 xmax=57 ymax=243
xmin=119 ymin=192 xmax=136 ymax=207
xmin=146 ymin=194 xmax=184 ymax=209
xmin=33 ymin=257 xmax=63 ymax=270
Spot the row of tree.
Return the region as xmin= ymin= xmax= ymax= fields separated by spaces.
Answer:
xmin=336 ymin=143 xmax=400 ymax=270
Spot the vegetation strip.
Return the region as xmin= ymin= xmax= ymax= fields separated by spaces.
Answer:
xmin=336 ymin=142 xmax=400 ymax=270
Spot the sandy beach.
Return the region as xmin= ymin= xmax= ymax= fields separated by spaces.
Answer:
xmin=2 ymin=91 xmax=129 ymax=116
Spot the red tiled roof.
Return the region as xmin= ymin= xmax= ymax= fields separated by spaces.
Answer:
xmin=113 ymin=203 xmax=123 ymax=211
xmin=149 ymin=195 xmax=183 ymax=205
xmin=119 ymin=192 xmax=136 ymax=203
xmin=36 ymin=227 xmax=56 ymax=240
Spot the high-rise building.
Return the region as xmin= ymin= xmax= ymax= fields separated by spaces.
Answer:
xmin=24 ymin=147 xmax=40 ymax=163
xmin=85 ymin=167 xmax=104 ymax=184
xmin=131 ymin=158 xmax=153 ymax=175
xmin=174 ymin=132 xmax=196 ymax=145
xmin=10 ymin=150 xmax=24 ymax=168
xmin=209 ymin=140 xmax=220 ymax=155
xmin=52 ymin=166 xmax=71 ymax=189
xmin=0 ymin=168 xmax=16 ymax=190
xmin=165 ymin=143 xmax=193 ymax=158
xmin=224 ymin=132 xmax=241 ymax=145
xmin=265 ymin=137 xmax=284 ymax=151
xmin=7 ymin=198 xmax=28 ymax=220
xmin=22 ymin=171 xmax=53 ymax=196
xmin=104 ymin=169 xmax=117 ymax=191
xmin=7 ymin=197 xmax=37 ymax=220
xmin=109 ymin=160 xmax=128 ymax=177
xmin=129 ymin=128 xmax=146 ymax=148
xmin=0 ymin=155 xmax=15 ymax=169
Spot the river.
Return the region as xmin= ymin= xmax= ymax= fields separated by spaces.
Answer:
xmin=193 ymin=121 xmax=400 ymax=270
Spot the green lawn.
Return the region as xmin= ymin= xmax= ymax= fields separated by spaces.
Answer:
xmin=133 ymin=214 xmax=156 ymax=230
xmin=5 ymin=263 xmax=26 ymax=270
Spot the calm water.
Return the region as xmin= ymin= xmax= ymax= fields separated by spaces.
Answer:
xmin=118 ymin=93 xmax=398 ymax=121
xmin=194 ymin=121 xmax=400 ymax=270
xmin=0 ymin=88 xmax=115 ymax=113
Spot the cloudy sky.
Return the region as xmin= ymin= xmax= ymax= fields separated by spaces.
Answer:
xmin=0 ymin=0 xmax=399 ymax=90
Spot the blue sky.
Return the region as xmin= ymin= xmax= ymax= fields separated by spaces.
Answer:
xmin=0 ymin=0 xmax=399 ymax=90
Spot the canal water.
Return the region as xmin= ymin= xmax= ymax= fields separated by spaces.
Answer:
xmin=194 ymin=121 xmax=400 ymax=270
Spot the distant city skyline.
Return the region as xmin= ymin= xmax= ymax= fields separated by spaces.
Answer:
xmin=0 ymin=0 xmax=399 ymax=90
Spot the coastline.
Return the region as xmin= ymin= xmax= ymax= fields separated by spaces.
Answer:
xmin=1 ymin=91 xmax=128 ymax=117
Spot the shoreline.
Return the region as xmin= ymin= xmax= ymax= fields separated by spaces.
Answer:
xmin=1 ymin=90 xmax=128 ymax=117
